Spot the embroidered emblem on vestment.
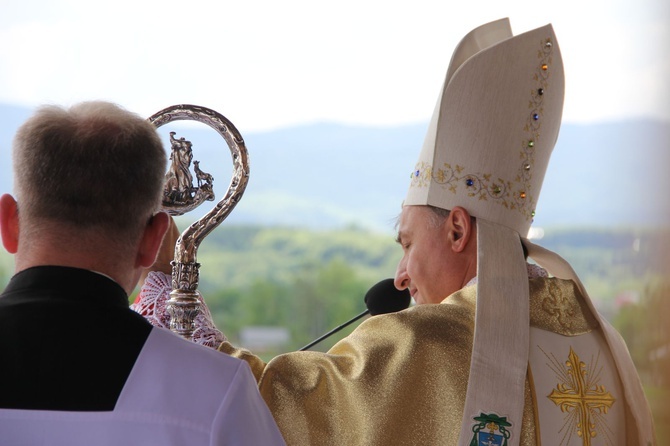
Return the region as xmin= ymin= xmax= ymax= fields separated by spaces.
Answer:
xmin=543 ymin=346 xmax=616 ymax=445
xmin=469 ymin=412 xmax=512 ymax=446
xmin=541 ymin=281 xmax=578 ymax=331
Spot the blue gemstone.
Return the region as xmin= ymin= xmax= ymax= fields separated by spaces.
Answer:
xmin=466 ymin=179 xmax=474 ymax=187
xmin=415 ymin=170 xmax=420 ymax=177
xmin=533 ymin=113 xmax=540 ymax=121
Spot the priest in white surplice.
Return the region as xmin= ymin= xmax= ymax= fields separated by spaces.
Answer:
xmin=0 ymin=101 xmax=285 ymax=446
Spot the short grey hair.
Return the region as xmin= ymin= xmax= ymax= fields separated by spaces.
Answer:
xmin=394 ymin=204 xmax=452 ymax=230
xmin=426 ymin=205 xmax=451 ymax=228
xmin=13 ymin=101 xmax=167 ymax=238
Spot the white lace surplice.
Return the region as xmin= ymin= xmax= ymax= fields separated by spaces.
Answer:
xmin=131 ymin=271 xmax=225 ymax=348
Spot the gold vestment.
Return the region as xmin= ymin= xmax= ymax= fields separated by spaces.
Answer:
xmin=220 ymin=277 xmax=643 ymax=445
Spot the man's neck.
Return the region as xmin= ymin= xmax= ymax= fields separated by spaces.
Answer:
xmin=463 ymin=262 xmax=548 ymax=288
xmin=13 ymin=246 xmax=136 ymax=295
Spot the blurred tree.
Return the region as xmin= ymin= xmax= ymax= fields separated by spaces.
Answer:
xmin=614 ymin=281 xmax=670 ymax=383
xmin=203 ymin=257 xmax=370 ymax=352
xmin=287 ymin=258 xmax=369 ymax=350
xmin=613 ymin=280 xmax=670 ymax=440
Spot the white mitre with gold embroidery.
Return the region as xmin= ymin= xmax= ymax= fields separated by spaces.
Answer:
xmin=405 ymin=17 xmax=560 ymax=232
xmin=404 ymin=18 xmax=656 ymax=446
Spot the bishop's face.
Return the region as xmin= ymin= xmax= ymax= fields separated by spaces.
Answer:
xmin=394 ymin=205 xmax=473 ymax=305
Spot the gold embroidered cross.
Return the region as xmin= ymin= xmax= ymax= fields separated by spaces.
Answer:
xmin=548 ymin=347 xmax=615 ymax=446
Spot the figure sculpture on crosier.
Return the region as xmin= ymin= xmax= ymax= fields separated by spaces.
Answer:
xmin=163 ymin=131 xmax=214 ymax=208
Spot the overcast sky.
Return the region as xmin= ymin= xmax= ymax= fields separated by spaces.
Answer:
xmin=1 ymin=0 xmax=668 ymax=132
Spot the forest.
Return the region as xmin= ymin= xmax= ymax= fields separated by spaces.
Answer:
xmin=1 ymin=223 xmax=668 ymax=437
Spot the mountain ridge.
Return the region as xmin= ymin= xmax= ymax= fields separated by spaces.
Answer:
xmin=1 ymin=103 xmax=668 ymax=232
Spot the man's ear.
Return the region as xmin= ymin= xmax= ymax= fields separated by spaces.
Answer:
xmin=135 ymin=211 xmax=170 ymax=268
xmin=447 ymin=206 xmax=474 ymax=253
xmin=0 ymin=194 xmax=19 ymax=254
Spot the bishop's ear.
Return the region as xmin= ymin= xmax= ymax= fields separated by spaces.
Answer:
xmin=448 ymin=206 xmax=474 ymax=253
xmin=0 ymin=194 xmax=19 ymax=254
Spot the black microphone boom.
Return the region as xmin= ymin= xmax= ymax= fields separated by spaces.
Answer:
xmin=299 ymin=279 xmax=410 ymax=351
xmin=298 ymin=309 xmax=369 ymax=351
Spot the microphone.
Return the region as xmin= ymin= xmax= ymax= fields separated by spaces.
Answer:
xmin=299 ymin=278 xmax=411 ymax=351
xmin=364 ymin=278 xmax=412 ymax=316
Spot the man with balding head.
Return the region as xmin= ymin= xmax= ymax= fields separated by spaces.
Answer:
xmin=0 ymin=101 xmax=284 ymax=445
